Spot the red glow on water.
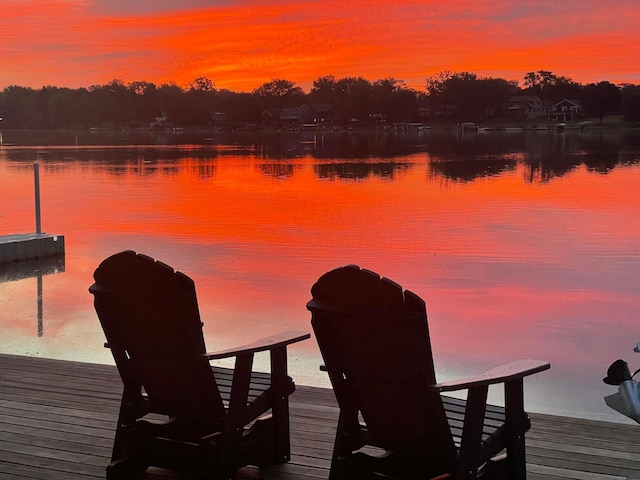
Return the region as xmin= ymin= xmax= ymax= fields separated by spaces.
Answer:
xmin=1 ymin=146 xmax=640 ymax=419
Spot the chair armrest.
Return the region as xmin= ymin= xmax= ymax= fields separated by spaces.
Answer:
xmin=203 ymin=331 xmax=310 ymax=360
xmin=428 ymin=359 xmax=550 ymax=393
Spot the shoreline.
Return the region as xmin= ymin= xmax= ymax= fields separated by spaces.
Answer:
xmin=1 ymin=114 xmax=639 ymax=139
xmin=1 ymin=121 xmax=638 ymax=136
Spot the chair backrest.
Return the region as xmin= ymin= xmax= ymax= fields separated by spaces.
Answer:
xmin=89 ymin=251 xmax=226 ymax=423
xmin=308 ymin=265 xmax=457 ymax=461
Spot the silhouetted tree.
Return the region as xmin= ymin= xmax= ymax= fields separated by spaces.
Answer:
xmin=334 ymin=77 xmax=373 ymax=122
xmin=477 ymin=77 xmax=519 ymax=118
xmin=625 ymin=96 xmax=640 ymax=124
xmin=87 ymin=80 xmax=134 ymax=127
xmin=425 ymin=70 xmax=453 ymax=97
xmin=523 ymin=70 xmax=557 ymax=92
xmin=371 ymin=78 xmax=420 ymax=122
xmin=183 ymin=77 xmax=217 ymax=125
xmin=371 ymin=77 xmax=395 ymax=121
xmin=309 ymin=75 xmax=336 ymax=104
xmin=621 ymin=84 xmax=640 ymax=125
xmin=188 ymin=77 xmax=216 ymax=92
xmin=156 ymin=82 xmax=185 ymax=124
xmin=253 ymin=79 xmax=305 ymax=109
xmin=1 ymin=86 xmax=40 ymax=128
xmin=425 ymin=72 xmax=516 ymax=121
xmin=425 ymin=70 xmax=455 ymax=118
xmin=581 ymin=81 xmax=621 ymax=124
xmin=128 ymin=81 xmax=158 ymax=124
xmin=47 ymin=87 xmax=76 ymax=127
xmin=522 ymin=71 xmax=582 ymax=102
xmin=216 ymin=89 xmax=260 ymax=123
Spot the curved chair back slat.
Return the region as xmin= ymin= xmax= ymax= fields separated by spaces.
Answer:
xmin=90 ymin=250 xmax=226 ymax=423
xmin=308 ymin=265 xmax=457 ymax=464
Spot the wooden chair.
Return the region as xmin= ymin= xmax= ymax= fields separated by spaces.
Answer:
xmin=89 ymin=250 xmax=309 ymax=479
xmin=307 ymin=265 xmax=549 ymax=480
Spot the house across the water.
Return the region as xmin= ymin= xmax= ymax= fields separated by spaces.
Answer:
xmin=548 ymin=99 xmax=582 ymax=122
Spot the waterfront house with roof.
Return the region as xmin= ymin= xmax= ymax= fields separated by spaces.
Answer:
xmin=548 ymin=99 xmax=582 ymax=122
xmin=506 ymin=95 xmax=544 ymax=120
xmin=262 ymin=104 xmax=336 ymax=127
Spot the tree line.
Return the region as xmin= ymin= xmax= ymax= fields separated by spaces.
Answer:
xmin=1 ymin=70 xmax=639 ymax=130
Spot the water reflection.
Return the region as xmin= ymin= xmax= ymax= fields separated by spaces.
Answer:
xmin=0 ymin=255 xmax=65 ymax=282
xmin=314 ymin=161 xmax=412 ymax=180
xmin=429 ymin=154 xmax=519 ymax=182
xmin=2 ymin=129 xmax=638 ymax=183
xmin=0 ymin=256 xmax=65 ymax=337
xmin=1 ymin=129 xmax=640 ymax=424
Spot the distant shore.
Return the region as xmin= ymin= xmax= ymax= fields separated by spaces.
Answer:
xmin=0 ymin=115 xmax=638 ymax=140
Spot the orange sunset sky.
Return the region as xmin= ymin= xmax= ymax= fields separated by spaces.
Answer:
xmin=1 ymin=0 xmax=639 ymax=93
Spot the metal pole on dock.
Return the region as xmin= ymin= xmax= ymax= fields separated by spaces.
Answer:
xmin=34 ymin=162 xmax=42 ymax=234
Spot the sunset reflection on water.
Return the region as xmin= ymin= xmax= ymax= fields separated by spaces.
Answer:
xmin=1 ymin=130 xmax=639 ymax=423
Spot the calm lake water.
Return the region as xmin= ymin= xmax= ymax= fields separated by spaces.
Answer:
xmin=1 ymin=128 xmax=640 ymax=423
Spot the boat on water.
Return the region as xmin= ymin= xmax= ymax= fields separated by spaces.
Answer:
xmin=457 ymin=122 xmax=477 ymax=132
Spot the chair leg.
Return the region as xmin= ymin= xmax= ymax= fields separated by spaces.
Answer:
xmin=272 ymin=395 xmax=291 ymax=463
xmin=328 ymin=412 xmax=350 ymax=480
xmin=108 ymin=395 xmax=148 ymax=479
xmin=111 ymin=386 xmax=147 ymax=462
xmin=106 ymin=457 xmax=148 ymax=480
xmin=483 ymin=453 xmax=507 ymax=480
xmin=111 ymin=394 xmax=132 ymax=462
xmin=270 ymin=347 xmax=292 ymax=464
xmin=456 ymin=386 xmax=488 ymax=480
xmin=329 ymin=456 xmax=348 ymax=480
xmin=505 ymin=379 xmax=528 ymax=480
xmin=328 ymin=408 xmax=364 ymax=480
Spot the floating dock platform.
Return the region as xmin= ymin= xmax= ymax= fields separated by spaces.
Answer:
xmin=0 ymin=233 xmax=65 ymax=264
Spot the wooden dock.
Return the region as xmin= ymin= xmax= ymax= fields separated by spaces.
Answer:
xmin=1 ymin=353 xmax=639 ymax=479
xmin=0 ymin=233 xmax=65 ymax=264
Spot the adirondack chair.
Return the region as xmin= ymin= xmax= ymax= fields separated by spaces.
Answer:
xmin=308 ymin=265 xmax=550 ymax=480
xmin=89 ymin=250 xmax=310 ymax=479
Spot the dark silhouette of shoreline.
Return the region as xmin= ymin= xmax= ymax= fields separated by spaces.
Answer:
xmin=1 ymin=71 xmax=639 ymax=131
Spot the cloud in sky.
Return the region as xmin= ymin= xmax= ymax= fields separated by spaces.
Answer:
xmin=1 ymin=0 xmax=639 ymax=92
